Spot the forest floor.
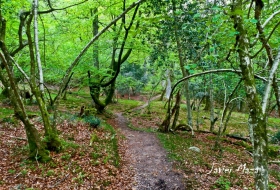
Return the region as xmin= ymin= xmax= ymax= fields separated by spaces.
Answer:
xmin=0 ymin=92 xmax=280 ymax=189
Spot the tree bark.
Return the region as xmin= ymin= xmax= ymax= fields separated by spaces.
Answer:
xmin=89 ymin=3 xmax=140 ymax=112
xmin=0 ymin=49 xmax=50 ymax=162
xmin=26 ymin=11 xmax=61 ymax=151
xmin=255 ymin=0 xmax=280 ymax=117
xmin=232 ymin=1 xmax=268 ymax=189
xmin=171 ymin=90 xmax=181 ymax=130
xmin=33 ymin=0 xmax=44 ymax=92
xmin=172 ymin=0 xmax=192 ymax=128
xmin=209 ymin=73 xmax=215 ymax=132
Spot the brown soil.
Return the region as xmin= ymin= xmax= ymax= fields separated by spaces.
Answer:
xmin=108 ymin=113 xmax=185 ymax=190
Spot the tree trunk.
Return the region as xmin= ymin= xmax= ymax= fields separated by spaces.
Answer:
xmin=209 ymin=73 xmax=215 ymax=132
xmin=171 ymin=91 xmax=181 ymax=130
xmin=26 ymin=13 xmax=61 ymax=151
xmin=0 ymin=51 xmax=50 ymax=162
xmin=204 ymin=93 xmax=210 ymax=111
xmin=172 ymin=0 xmax=192 ymax=128
xmin=89 ymin=4 xmax=139 ymax=112
xmin=33 ymin=0 xmax=44 ymax=92
xmin=233 ymin=1 xmax=268 ymax=188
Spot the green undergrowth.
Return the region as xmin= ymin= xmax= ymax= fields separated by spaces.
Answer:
xmin=127 ymin=122 xmax=157 ymax=133
xmin=158 ymin=132 xmax=209 ymax=165
xmin=91 ymin=122 xmax=120 ymax=167
xmin=157 ymin=132 xmax=251 ymax=188
xmin=0 ymin=106 xmax=14 ymax=120
xmin=108 ymin=99 xmax=143 ymax=112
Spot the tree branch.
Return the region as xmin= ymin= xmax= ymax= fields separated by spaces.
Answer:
xmin=21 ymin=0 xmax=89 ymax=16
xmin=262 ymin=47 xmax=280 ymax=113
xmin=55 ymin=0 xmax=146 ymax=102
xmin=167 ymin=69 xmax=267 ymax=121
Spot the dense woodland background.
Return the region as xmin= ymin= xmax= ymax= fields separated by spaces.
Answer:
xmin=1 ymin=0 xmax=280 ymax=189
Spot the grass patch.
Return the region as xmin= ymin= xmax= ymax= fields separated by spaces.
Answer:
xmin=0 ymin=107 xmax=14 ymax=120
xmin=127 ymin=122 xmax=156 ymax=133
xmin=108 ymin=99 xmax=142 ymax=112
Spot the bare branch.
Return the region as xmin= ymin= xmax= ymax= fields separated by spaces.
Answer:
xmin=262 ymin=48 xmax=280 ymax=113
xmin=21 ymin=0 xmax=89 ymax=16
xmin=251 ymin=21 xmax=280 ymax=59
xmin=251 ymin=9 xmax=280 ymax=47
xmin=262 ymin=10 xmax=280 ymax=29
xmin=9 ymin=56 xmax=30 ymax=82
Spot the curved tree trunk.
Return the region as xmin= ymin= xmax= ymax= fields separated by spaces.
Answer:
xmin=88 ymin=3 xmax=140 ymax=113
xmin=0 ymin=51 xmax=50 ymax=162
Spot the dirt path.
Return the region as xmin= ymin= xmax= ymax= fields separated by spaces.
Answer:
xmin=115 ymin=113 xmax=185 ymax=190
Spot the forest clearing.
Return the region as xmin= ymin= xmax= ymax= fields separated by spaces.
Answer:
xmin=1 ymin=0 xmax=280 ymax=189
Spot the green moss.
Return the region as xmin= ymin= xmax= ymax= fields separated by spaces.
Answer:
xmin=268 ymin=145 xmax=280 ymax=158
xmin=61 ymin=140 xmax=79 ymax=149
xmin=0 ymin=108 xmax=14 ymax=120
xmin=61 ymin=153 xmax=71 ymax=161
xmin=212 ymin=176 xmax=231 ymax=190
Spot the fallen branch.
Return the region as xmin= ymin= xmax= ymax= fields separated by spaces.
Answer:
xmin=269 ymin=160 xmax=280 ymax=164
xmin=174 ymin=129 xmax=250 ymax=142
xmin=50 ymin=162 xmax=72 ymax=188
xmin=225 ymin=134 xmax=250 ymax=142
xmin=175 ymin=124 xmax=194 ymax=136
xmin=50 ymin=173 xmax=70 ymax=188
xmin=9 ymin=136 xmax=27 ymax=141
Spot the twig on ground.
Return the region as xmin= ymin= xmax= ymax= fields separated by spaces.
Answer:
xmin=269 ymin=160 xmax=280 ymax=164
xmin=9 ymin=136 xmax=27 ymax=141
xmin=50 ymin=173 xmax=70 ymax=188
xmin=50 ymin=162 xmax=72 ymax=188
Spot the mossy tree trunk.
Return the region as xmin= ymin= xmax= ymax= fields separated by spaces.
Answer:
xmin=26 ymin=10 xmax=61 ymax=151
xmin=171 ymin=90 xmax=181 ymax=130
xmin=172 ymin=0 xmax=192 ymax=129
xmin=0 ymin=43 xmax=50 ymax=162
xmin=88 ymin=4 xmax=140 ymax=113
xmin=232 ymin=1 xmax=269 ymax=189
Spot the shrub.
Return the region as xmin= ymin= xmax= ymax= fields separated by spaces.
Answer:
xmin=271 ymin=130 xmax=280 ymax=144
xmin=83 ymin=115 xmax=101 ymax=128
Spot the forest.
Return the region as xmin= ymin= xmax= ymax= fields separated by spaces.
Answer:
xmin=0 ymin=0 xmax=280 ymax=189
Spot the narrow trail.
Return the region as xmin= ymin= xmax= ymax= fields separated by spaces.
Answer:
xmin=114 ymin=112 xmax=185 ymax=190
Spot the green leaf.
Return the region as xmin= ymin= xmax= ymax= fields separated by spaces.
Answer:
xmin=182 ymin=23 xmax=188 ymax=30
xmin=211 ymin=6 xmax=222 ymax=11
xmin=232 ymin=9 xmax=243 ymax=15
xmin=249 ymin=19 xmax=258 ymax=24
xmin=189 ymin=69 xmax=195 ymax=74
xmin=193 ymin=13 xmax=200 ymax=19
xmin=175 ymin=10 xmax=183 ymax=15
xmin=212 ymin=15 xmax=221 ymax=22
xmin=229 ymin=31 xmax=240 ymax=37
xmin=184 ymin=64 xmax=197 ymax=70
